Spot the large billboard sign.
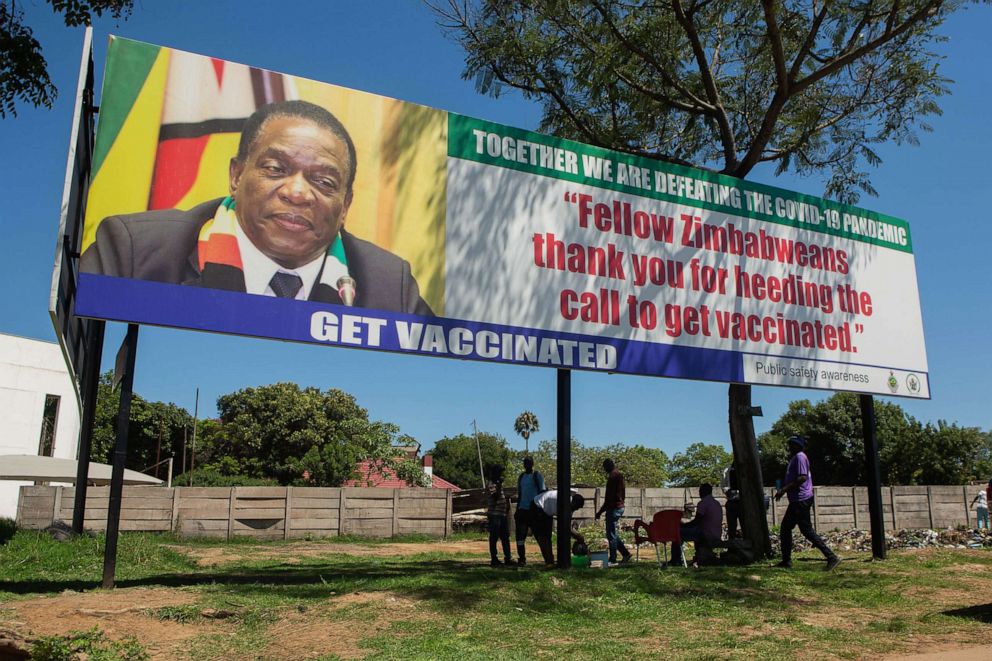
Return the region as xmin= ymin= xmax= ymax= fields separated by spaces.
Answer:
xmin=75 ymin=37 xmax=929 ymax=399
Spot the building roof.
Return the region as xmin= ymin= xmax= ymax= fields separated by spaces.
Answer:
xmin=344 ymin=459 xmax=461 ymax=491
xmin=430 ymin=474 xmax=461 ymax=490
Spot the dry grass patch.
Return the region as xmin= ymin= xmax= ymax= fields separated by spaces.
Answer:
xmin=261 ymin=591 xmax=427 ymax=660
xmin=800 ymin=607 xmax=876 ymax=630
xmin=171 ymin=539 xmax=489 ymax=567
xmin=5 ymin=587 xmax=225 ymax=660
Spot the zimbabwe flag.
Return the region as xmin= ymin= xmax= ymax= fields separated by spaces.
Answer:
xmin=83 ymin=36 xmax=291 ymax=250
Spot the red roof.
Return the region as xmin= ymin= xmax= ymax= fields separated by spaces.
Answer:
xmin=430 ymin=474 xmax=461 ymax=490
xmin=343 ymin=459 xmax=461 ymax=491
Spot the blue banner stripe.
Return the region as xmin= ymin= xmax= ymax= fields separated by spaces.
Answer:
xmin=76 ymin=274 xmax=744 ymax=382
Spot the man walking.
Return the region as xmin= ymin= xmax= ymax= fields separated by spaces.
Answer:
xmin=774 ymin=436 xmax=840 ymax=571
xmin=595 ymin=459 xmax=632 ymax=565
xmin=514 ymin=456 xmax=545 ymax=566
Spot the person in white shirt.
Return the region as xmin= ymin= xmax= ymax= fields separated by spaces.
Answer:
xmin=531 ymin=489 xmax=586 ymax=566
xmin=972 ymin=489 xmax=989 ymax=530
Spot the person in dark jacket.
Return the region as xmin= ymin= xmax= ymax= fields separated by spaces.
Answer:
xmin=81 ymin=100 xmax=432 ymax=315
xmin=486 ymin=475 xmax=514 ymax=567
xmin=595 ymin=458 xmax=632 ymax=565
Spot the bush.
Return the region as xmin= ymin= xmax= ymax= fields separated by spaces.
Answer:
xmin=171 ymin=468 xmax=279 ymax=487
xmin=31 ymin=627 xmax=148 ymax=661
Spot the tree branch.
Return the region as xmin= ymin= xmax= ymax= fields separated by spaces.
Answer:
xmin=590 ymin=0 xmax=715 ymax=112
xmin=671 ymin=0 xmax=739 ymax=170
xmin=788 ymin=0 xmax=831 ymax=82
xmin=793 ymin=0 xmax=944 ymax=95
xmin=761 ymin=0 xmax=790 ymax=90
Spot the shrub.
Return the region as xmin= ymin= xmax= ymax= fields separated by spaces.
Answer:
xmin=31 ymin=627 xmax=148 ymax=661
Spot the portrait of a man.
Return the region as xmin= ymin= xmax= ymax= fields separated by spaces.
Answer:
xmin=81 ymin=100 xmax=434 ymax=316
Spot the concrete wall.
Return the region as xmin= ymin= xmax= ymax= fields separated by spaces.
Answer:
xmin=457 ymin=485 xmax=986 ymax=532
xmin=0 ymin=333 xmax=80 ymax=518
xmin=18 ymin=485 xmax=454 ymax=539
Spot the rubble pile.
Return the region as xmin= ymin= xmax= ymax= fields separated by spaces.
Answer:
xmin=452 ymin=510 xmax=489 ymax=533
xmin=770 ymin=527 xmax=992 ymax=553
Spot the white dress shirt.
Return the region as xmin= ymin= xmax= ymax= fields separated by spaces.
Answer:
xmin=234 ymin=222 xmax=325 ymax=300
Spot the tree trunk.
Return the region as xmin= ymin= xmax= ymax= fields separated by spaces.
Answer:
xmin=728 ymin=383 xmax=772 ymax=559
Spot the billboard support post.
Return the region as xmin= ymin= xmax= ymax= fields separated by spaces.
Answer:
xmin=102 ymin=324 xmax=139 ymax=589
xmin=71 ymin=319 xmax=105 ymax=533
xmin=556 ymin=368 xmax=572 ymax=569
xmin=860 ymin=394 xmax=887 ymax=560
xmin=729 ymin=384 xmax=772 ymax=559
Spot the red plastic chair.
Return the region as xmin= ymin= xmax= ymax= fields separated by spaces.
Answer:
xmin=633 ymin=509 xmax=686 ymax=568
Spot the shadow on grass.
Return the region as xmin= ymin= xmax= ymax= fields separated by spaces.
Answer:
xmin=0 ymin=553 xmax=887 ymax=615
xmin=943 ymin=603 xmax=992 ymax=623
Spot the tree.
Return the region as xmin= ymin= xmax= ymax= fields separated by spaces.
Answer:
xmin=93 ymin=376 xmax=424 ymax=486
xmin=757 ymin=393 xmax=916 ymax=485
xmin=213 ymin=382 xmax=420 ymax=486
xmin=435 ymin=0 xmax=978 ymax=558
xmin=431 ymin=431 xmax=513 ymax=489
xmin=758 ymin=392 xmax=992 ymax=485
xmin=92 ymin=372 xmax=192 ymax=478
xmin=513 ymin=410 xmax=540 ymax=454
xmin=914 ymin=422 xmax=992 ymax=485
xmin=668 ymin=443 xmax=733 ymax=487
xmin=527 ymin=438 xmax=669 ymax=487
xmin=1 ymin=0 xmax=134 ymax=118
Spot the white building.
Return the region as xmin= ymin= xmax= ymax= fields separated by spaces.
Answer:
xmin=0 ymin=333 xmax=81 ymax=518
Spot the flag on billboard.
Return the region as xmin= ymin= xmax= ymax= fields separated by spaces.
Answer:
xmin=148 ymin=49 xmax=293 ymax=210
xmin=83 ymin=37 xmax=295 ymax=249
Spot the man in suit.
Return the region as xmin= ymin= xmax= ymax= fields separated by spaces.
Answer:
xmin=81 ymin=100 xmax=433 ymax=315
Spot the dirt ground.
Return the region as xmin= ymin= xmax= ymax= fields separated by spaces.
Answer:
xmin=1 ymin=587 xmax=224 ymax=659
xmin=168 ymin=538 xmax=492 ymax=567
xmin=3 ymin=540 xmax=992 ymax=660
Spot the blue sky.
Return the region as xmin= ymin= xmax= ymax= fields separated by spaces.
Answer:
xmin=1 ymin=1 xmax=988 ymax=457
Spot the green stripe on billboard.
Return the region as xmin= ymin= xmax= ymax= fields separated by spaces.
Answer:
xmin=91 ymin=38 xmax=160 ymax=178
xmin=448 ymin=113 xmax=912 ymax=253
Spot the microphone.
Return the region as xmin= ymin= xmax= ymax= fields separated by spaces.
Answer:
xmin=336 ymin=276 xmax=357 ymax=306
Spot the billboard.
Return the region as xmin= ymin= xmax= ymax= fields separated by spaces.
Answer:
xmin=75 ymin=37 xmax=929 ymax=399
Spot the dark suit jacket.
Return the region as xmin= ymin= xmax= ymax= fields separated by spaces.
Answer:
xmin=81 ymin=198 xmax=434 ymax=315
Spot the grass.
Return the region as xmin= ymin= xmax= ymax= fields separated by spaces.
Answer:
xmin=2 ymin=530 xmax=992 ymax=660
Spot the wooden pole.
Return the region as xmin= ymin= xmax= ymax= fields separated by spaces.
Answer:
xmin=72 ymin=320 xmax=105 ymax=534
xmin=473 ymin=419 xmax=486 ymax=489
xmin=728 ymin=384 xmax=771 ymax=558
xmin=101 ymin=324 xmax=139 ymax=588
xmin=860 ymin=394 xmax=886 ymax=559
xmin=188 ymin=388 xmax=199 ymax=486
xmin=556 ymin=369 xmax=572 ymax=569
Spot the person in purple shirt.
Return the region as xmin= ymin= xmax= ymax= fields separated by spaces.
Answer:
xmin=671 ymin=483 xmax=723 ymax=566
xmin=774 ymin=435 xmax=840 ymax=570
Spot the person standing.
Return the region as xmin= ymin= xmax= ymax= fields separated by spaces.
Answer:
xmin=972 ymin=488 xmax=989 ymax=530
xmin=595 ymin=459 xmax=632 ymax=565
xmin=487 ymin=477 xmax=514 ymax=566
xmin=514 ymin=456 xmax=545 ymax=566
xmin=774 ymin=436 xmax=840 ymax=570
